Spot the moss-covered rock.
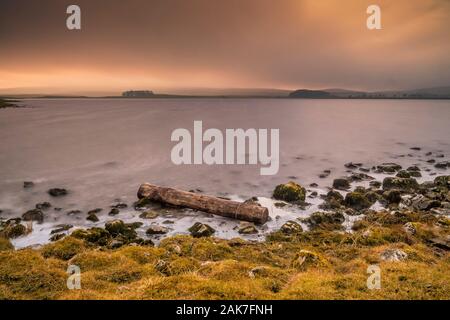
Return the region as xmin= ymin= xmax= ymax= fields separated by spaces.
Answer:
xmin=188 ymin=222 xmax=215 ymax=238
xmin=273 ymin=181 xmax=306 ymax=202
xmin=41 ymin=237 xmax=86 ymax=260
xmin=382 ymin=177 xmax=419 ymax=192
xmin=332 ymin=178 xmax=350 ymax=190
xmin=302 ymin=211 xmax=345 ymax=230
xmin=344 ymin=192 xmax=373 ymax=211
xmin=22 ymin=209 xmax=44 ymax=223
xmin=280 ymin=221 xmax=303 ymax=234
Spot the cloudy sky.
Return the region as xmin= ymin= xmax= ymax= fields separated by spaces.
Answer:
xmin=0 ymin=0 xmax=449 ymax=95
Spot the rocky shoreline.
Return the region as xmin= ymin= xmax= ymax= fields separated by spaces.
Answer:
xmin=0 ymin=154 xmax=449 ymax=299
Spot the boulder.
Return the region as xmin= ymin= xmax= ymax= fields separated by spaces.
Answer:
xmin=273 ymin=181 xmax=306 ymax=202
xmin=86 ymin=213 xmax=99 ymax=222
xmin=376 ymin=163 xmax=402 ymax=173
xmin=146 ymin=225 xmax=169 ymax=235
xmin=344 ymin=192 xmax=372 ymax=211
xmin=396 ymin=170 xmax=411 ymax=178
xmin=382 ymin=177 xmax=419 ymax=192
xmin=23 ymin=181 xmax=34 ymax=188
xmin=139 ymin=210 xmax=159 ymax=219
xmin=22 ymin=209 xmax=44 ymax=223
xmin=332 ymin=178 xmax=350 ymax=190
xmin=35 ymin=202 xmax=51 ymax=210
xmin=238 ymin=222 xmax=258 ymax=234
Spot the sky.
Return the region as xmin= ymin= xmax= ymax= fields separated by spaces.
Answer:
xmin=0 ymin=0 xmax=449 ymax=95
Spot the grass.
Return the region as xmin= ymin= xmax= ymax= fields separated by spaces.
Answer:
xmin=0 ymin=213 xmax=449 ymax=299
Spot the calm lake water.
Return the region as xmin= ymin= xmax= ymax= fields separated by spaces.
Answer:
xmin=1 ymin=98 xmax=449 ymax=247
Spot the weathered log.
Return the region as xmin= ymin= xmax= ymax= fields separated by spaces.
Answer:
xmin=137 ymin=183 xmax=269 ymax=224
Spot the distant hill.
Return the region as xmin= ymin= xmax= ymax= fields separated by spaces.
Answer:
xmin=289 ymin=89 xmax=334 ymax=98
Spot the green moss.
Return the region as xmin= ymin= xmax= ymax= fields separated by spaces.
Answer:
xmin=41 ymin=237 xmax=86 ymax=260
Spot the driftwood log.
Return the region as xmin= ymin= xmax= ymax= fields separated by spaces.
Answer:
xmin=137 ymin=183 xmax=269 ymax=224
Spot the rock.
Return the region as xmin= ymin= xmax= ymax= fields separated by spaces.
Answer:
xmin=105 ymin=220 xmax=128 ymax=236
xmin=407 ymin=165 xmax=421 ymax=172
xmin=35 ymin=202 xmax=51 ymax=210
xmin=427 ymin=159 xmax=436 ymax=164
xmin=280 ymin=220 xmax=303 ymax=234
xmin=309 ymin=183 xmax=319 ymax=188
xmin=403 ymin=222 xmax=416 ymax=235
xmin=139 ymin=210 xmax=159 ymax=219
xmin=66 ymin=210 xmax=82 ymax=216
xmin=383 ymin=190 xmax=402 ymax=204
xmin=303 ymin=211 xmax=345 ymax=229
xmin=349 ymin=173 xmax=375 ymax=182
xmin=382 ymin=177 xmax=419 ymax=192
xmin=188 ymin=222 xmax=215 ymax=237
xmin=248 ymin=266 xmax=270 ymax=278
xmin=111 ymin=202 xmax=128 ymax=209
xmin=359 ymin=167 xmax=371 ymax=173
xmin=435 ymin=161 xmax=450 ymax=169
xmin=49 ymin=233 xmax=65 ymax=242
xmin=146 ymin=225 xmax=169 ymax=235
xmin=72 ymin=227 xmax=111 ymax=246
xmin=154 ymin=259 xmax=170 ymax=275
xmin=109 ymin=208 xmax=120 ymax=216
xmin=411 ymin=195 xmax=441 ymax=211
xmin=134 ymin=197 xmax=154 ymax=209
xmin=344 ymin=192 xmax=372 ymax=211
xmin=332 ymin=178 xmax=350 ymax=190
xmin=22 ymin=209 xmax=44 ymax=223
xmin=47 ymin=188 xmax=68 ymax=197
xmin=319 ymin=190 xmax=344 ymax=210
xmin=274 ymin=202 xmax=287 ymax=208
xmin=126 ymin=222 xmax=143 ymax=229
xmin=396 ymin=170 xmax=411 ymax=178
xmin=238 ymin=222 xmax=258 ymax=234
xmin=434 ymin=176 xmax=450 ymax=188
xmin=87 ymin=208 xmax=102 ymax=215
xmin=0 ymin=223 xmax=27 ymax=238
xmin=410 ymin=147 xmax=421 ymax=151
xmin=23 ymin=181 xmax=34 ymax=188
xmin=369 ymin=181 xmax=382 ymax=188
xmin=427 ymin=237 xmax=450 ymax=251
xmin=380 ymin=249 xmax=408 ymax=262
xmin=376 ymin=163 xmax=402 ymax=173
xmin=409 ymin=171 xmax=422 ymax=178
xmin=50 ymin=224 xmax=73 ymax=234
xmin=345 ymin=162 xmax=362 ymax=169
xmin=273 ymin=181 xmax=306 ymax=202
xmin=86 ymin=213 xmax=99 ymax=222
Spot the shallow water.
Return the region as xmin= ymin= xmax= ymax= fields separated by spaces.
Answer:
xmin=0 ymin=98 xmax=449 ymax=247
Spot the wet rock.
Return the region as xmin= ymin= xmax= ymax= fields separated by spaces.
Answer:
xmin=349 ymin=172 xmax=375 ymax=182
xmin=126 ymin=222 xmax=143 ymax=229
xmin=309 ymin=183 xmax=319 ymax=188
xmin=273 ymin=181 xmax=306 ymax=202
xmin=105 ymin=220 xmax=128 ymax=236
xmin=410 ymin=147 xmax=421 ymax=151
xmin=274 ymin=202 xmax=287 ymax=208
xmin=383 ymin=190 xmax=402 ymax=205
xmin=308 ymin=191 xmax=318 ymax=198
xmin=302 ymin=211 xmax=345 ymax=230
xmin=66 ymin=210 xmax=82 ymax=216
xmin=22 ymin=209 xmax=44 ymax=223
xmin=188 ymin=222 xmax=215 ymax=237
xmin=86 ymin=213 xmax=99 ymax=222
xmin=35 ymin=202 xmax=51 ymax=210
xmin=146 ymin=225 xmax=169 ymax=235
xmin=396 ymin=170 xmax=411 ymax=178
xmin=427 ymin=159 xmax=436 ymax=164
xmin=72 ymin=227 xmax=111 ymax=246
xmin=49 ymin=233 xmax=65 ymax=242
xmin=382 ymin=177 xmax=419 ymax=192
xmin=48 ymin=188 xmax=68 ymax=197
xmin=87 ymin=208 xmax=102 ymax=215
xmin=109 ymin=208 xmax=120 ymax=216
xmin=345 ymin=162 xmax=362 ymax=169
xmin=359 ymin=167 xmax=371 ymax=173
xmin=50 ymin=224 xmax=73 ymax=234
xmin=407 ymin=165 xmax=421 ymax=172
xmin=238 ymin=221 xmax=258 ymax=234
xmin=411 ymin=195 xmax=441 ymax=211
xmin=23 ymin=181 xmax=34 ymax=188
xmin=376 ymin=163 xmax=402 ymax=174
xmin=332 ymin=178 xmax=350 ymax=190
xmin=435 ymin=161 xmax=450 ymax=169
xmin=369 ymin=181 xmax=382 ymax=188
xmin=280 ymin=220 xmax=303 ymax=234
xmin=111 ymin=202 xmax=128 ymax=209
xmin=134 ymin=197 xmax=154 ymax=209
xmin=139 ymin=210 xmax=159 ymax=219
xmin=434 ymin=176 xmax=450 ymax=188
xmin=380 ymin=249 xmax=408 ymax=262
xmin=344 ymin=192 xmax=373 ymax=211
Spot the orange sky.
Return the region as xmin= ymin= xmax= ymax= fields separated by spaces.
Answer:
xmin=0 ymin=0 xmax=449 ymax=95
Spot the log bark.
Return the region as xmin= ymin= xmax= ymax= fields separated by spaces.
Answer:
xmin=137 ymin=183 xmax=269 ymax=224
